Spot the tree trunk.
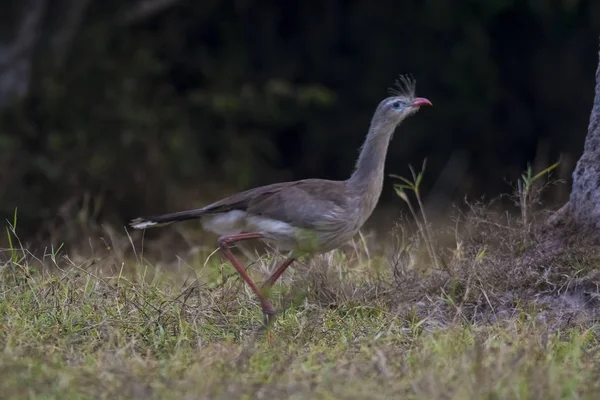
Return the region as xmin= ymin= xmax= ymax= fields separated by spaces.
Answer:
xmin=550 ymin=42 xmax=600 ymax=233
xmin=42 ymin=0 xmax=94 ymax=69
xmin=0 ymin=0 xmax=187 ymax=110
xmin=0 ymin=0 xmax=48 ymax=109
xmin=568 ymin=44 xmax=600 ymax=229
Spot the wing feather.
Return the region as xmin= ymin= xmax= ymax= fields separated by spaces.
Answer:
xmin=202 ymin=179 xmax=348 ymax=230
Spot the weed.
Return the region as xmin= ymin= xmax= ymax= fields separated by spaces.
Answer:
xmin=0 ymin=161 xmax=599 ymax=398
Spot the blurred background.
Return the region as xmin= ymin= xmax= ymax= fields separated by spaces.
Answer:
xmin=1 ymin=0 xmax=599 ymax=247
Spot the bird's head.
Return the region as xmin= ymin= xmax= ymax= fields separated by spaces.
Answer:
xmin=373 ymin=75 xmax=432 ymax=127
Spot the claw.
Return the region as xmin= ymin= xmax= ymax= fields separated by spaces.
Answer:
xmin=262 ymin=309 xmax=278 ymax=327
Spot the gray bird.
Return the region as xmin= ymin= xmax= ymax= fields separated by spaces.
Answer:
xmin=130 ymin=75 xmax=432 ymax=323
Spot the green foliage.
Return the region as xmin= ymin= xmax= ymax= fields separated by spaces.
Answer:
xmin=518 ymin=160 xmax=561 ymax=224
xmin=391 ymin=159 xmax=441 ymax=269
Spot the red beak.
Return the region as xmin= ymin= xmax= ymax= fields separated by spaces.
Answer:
xmin=411 ymin=97 xmax=432 ymax=107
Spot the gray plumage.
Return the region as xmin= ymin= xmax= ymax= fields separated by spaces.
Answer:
xmin=129 ymin=75 xmax=432 ymax=322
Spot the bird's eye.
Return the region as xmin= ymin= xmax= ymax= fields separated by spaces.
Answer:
xmin=392 ymin=101 xmax=402 ymax=110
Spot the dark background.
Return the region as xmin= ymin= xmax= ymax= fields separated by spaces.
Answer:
xmin=1 ymin=0 xmax=599 ymax=244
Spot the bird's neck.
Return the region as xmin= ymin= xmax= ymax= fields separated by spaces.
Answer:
xmin=347 ymin=118 xmax=397 ymax=217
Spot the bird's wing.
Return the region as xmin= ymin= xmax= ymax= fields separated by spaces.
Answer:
xmin=202 ymin=179 xmax=349 ymax=230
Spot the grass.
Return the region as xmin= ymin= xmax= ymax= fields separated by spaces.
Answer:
xmin=1 ymin=169 xmax=600 ymax=399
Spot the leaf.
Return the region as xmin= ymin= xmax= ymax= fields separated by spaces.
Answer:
xmin=389 ymin=174 xmax=414 ymax=187
xmin=396 ymin=183 xmax=413 ymax=191
xmin=476 ymin=246 xmax=487 ymax=261
xmin=409 ymin=165 xmax=418 ymax=182
xmin=6 ymin=226 xmax=13 ymax=251
xmin=531 ymin=161 xmax=560 ymax=182
xmin=393 ymin=185 xmax=409 ymax=202
xmin=415 ymin=170 xmax=424 ymax=189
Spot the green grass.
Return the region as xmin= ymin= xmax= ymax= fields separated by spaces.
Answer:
xmin=1 ymin=232 xmax=600 ymax=400
xmin=2 ymin=179 xmax=600 ymax=399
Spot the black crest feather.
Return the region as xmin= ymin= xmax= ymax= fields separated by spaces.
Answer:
xmin=387 ymin=74 xmax=416 ymax=98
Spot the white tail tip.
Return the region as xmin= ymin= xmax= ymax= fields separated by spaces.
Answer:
xmin=130 ymin=219 xmax=157 ymax=229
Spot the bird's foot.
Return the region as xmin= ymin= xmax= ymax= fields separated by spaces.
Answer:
xmin=260 ymin=300 xmax=278 ymax=326
xmin=262 ymin=309 xmax=278 ymax=327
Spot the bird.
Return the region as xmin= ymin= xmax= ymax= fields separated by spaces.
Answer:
xmin=129 ymin=75 xmax=432 ymax=324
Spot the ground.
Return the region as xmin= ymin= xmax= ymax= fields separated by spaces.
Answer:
xmin=1 ymin=195 xmax=600 ymax=399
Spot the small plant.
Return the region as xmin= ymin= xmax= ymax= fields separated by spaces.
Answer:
xmin=5 ymin=207 xmax=21 ymax=265
xmin=517 ymin=160 xmax=560 ymax=227
xmin=389 ymin=159 xmax=440 ymax=270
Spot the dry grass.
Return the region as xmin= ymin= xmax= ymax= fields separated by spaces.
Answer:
xmin=1 ymin=189 xmax=600 ymax=399
xmin=389 ymin=198 xmax=600 ymax=331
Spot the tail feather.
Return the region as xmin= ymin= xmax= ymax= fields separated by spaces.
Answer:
xmin=129 ymin=209 xmax=206 ymax=229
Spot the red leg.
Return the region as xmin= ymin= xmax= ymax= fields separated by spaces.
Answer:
xmin=217 ymin=233 xmax=276 ymax=316
xmin=262 ymin=257 xmax=296 ymax=290
xmin=261 ymin=257 xmax=296 ymax=328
